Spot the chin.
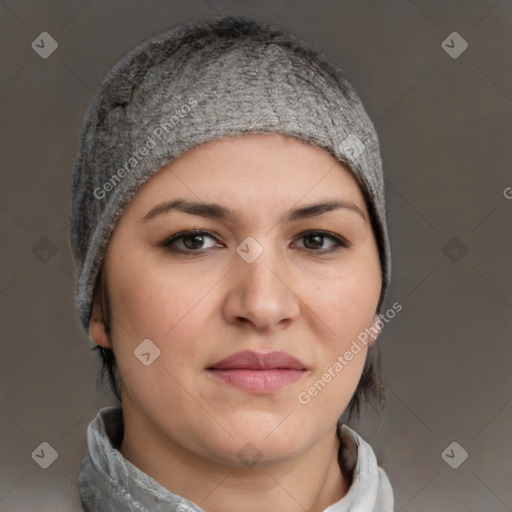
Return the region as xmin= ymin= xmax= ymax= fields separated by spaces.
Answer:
xmin=230 ymin=421 xmax=308 ymax=452
xmin=211 ymin=436 xmax=305 ymax=469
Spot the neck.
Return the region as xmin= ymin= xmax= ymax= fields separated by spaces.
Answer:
xmin=119 ymin=407 xmax=349 ymax=512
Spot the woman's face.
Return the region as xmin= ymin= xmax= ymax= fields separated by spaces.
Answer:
xmin=91 ymin=133 xmax=382 ymax=466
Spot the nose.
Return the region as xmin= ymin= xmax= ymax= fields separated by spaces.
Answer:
xmin=222 ymin=239 xmax=301 ymax=334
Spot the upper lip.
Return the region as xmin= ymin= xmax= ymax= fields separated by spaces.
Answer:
xmin=208 ymin=350 xmax=307 ymax=370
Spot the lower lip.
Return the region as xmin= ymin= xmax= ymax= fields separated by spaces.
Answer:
xmin=207 ymin=368 xmax=306 ymax=393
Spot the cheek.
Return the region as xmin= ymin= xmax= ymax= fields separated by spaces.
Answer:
xmin=299 ymin=257 xmax=379 ymax=406
xmin=106 ymin=259 xmax=219 ymax=394
xmin=310 ymin=259 xmax=381 ymax=343
xmin=108 ymin=260 xmax=210 ymax=342
xmin=106 ymin=266 xmax=210 ymax=412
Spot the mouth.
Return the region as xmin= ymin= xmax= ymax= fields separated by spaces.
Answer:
xmin=206 ymin=350 xmax=308 ymax=394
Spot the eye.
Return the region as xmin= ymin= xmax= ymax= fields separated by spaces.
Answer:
xmin=292 ymin=231 xmax=350 ymax=253
xmin=161 ymin=229 xmax=350 ymax=255
xmin=161 ymin=230 xmax=221 ymax=253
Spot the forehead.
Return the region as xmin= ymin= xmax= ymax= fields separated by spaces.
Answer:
xmin=122 ymin=133 xmax=367 ymax=219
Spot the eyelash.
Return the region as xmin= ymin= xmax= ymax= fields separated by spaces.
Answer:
xmin=160 ymin=230 xmax=351 ymax=255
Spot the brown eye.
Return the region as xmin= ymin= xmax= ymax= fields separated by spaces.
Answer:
xmin=303 ymin=233 xmax=324 ymax=250
xmin=162 ymin=230 xmax=220 ymax=253
xmin=293 ymin=231 xmax=349 ymax=253
xmin=181 ymin=233 xmax=208 ymax=250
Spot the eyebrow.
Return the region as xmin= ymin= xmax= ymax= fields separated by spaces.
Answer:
xmin=141 ymin=198 xmax=366 ymax=224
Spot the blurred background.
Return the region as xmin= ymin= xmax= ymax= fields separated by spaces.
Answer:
xmin=1 ymin=1 xmax=511 ymax=510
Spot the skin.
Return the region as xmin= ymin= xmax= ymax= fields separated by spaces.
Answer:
xmin=89 ymin=133 xmax=382 ymax=512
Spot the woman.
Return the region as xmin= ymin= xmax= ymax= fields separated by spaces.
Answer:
xmin=70 ymin=13 xmax=394 ymax=511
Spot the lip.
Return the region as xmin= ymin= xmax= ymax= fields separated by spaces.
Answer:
xmin=208 ymin=350 xmax=307 ymax=371
xmin=206 ymin=350 xmax=308 ymax=394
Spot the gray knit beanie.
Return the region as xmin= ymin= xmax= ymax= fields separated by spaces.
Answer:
xmin=69 ymin=13 xmax=391 ymax=337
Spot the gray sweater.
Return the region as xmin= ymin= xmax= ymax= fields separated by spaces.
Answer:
xmin=79 ymin=406 xmax=394 ymax=511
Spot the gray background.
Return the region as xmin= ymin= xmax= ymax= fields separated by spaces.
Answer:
xmin=1 ymin=0 xmax=511 ymax=510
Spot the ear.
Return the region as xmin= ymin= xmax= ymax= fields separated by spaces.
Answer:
xmin=88 ymin=296 xmax=112 ymax=349
xmin=367 ymin=314 xmax=383 ymax=346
